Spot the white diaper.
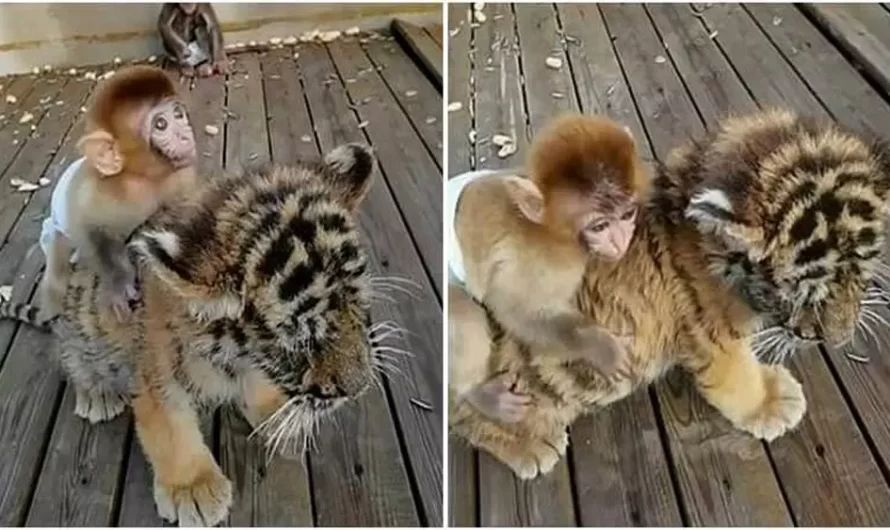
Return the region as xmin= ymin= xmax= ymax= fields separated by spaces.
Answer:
xmin=445 ymin=169 xmax=499 ymax=287
xmin=39 ymin=157 xmax=84 ymax=263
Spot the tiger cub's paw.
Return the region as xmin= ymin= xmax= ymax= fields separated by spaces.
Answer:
xmin=737 ymin=364 xmax=806 ymax=442
xmin=496 ymin=432 xmax=568 ymax=480
xmin=74 ymin=387 xmax=127 ymax=424
xmin=153 ymin=465 xmax=233 ymax=527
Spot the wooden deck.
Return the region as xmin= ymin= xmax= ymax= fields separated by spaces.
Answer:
xmin=0 ymin=27 xmax=443 ymax=527
xmin=448 ymin=3 xmax=890 ymax=526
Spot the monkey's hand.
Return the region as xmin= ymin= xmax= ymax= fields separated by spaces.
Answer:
xmin=100 ymin=258 xmax=141 ymax=322
xmin=466 ymin=374 xmax=532 ymax=423
xmin=214 ymin=57 xmax=230 ymax=75
xmin=197 ymin=63 xmax=214 ymax=77
xmin=566 ymin=324 xmax=633 ymax=380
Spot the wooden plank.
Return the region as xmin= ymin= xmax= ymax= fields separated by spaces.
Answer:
xmin=446 ymin=3 xmax=474 ymax=175
xmin=0 ymin=75 xmax=37 ymax=133
xmin=26 ymin=392 xmax=131 ymax=526
xmin=695 ymin=3 xmax=826 ymax=117
xmin=445 ymin=14 xmax=478 ymax=521
xmin=554 ymin=5 xmax=682 ymax=525
xmin=363 ymin=39 xmax=443 ymax=168
xmin=298 ymin=42 xmax=427 ymax=527
xmin=425 ymin=23 xmax=443 ymax=48
xmin=391 ymin=20 xmax=443 ymax=88
xmin=0 ymin=77 xmax=92 ymax=527
xmin=799 ymin=4 xmax=890 ymax=97
xmin=745 ymin=3 xmax=890 ymax=138
xmin=645 ymin=3 xmax=890 ymax=525
xmin=472 ymin=3 xmax=529 ymax=170
xmin=328 ymin=39 xmax=443 ymax=297
xmin=0 ymin=75 xmax=71 ymax=245
xmin=556 ymin=4 xmax=653 ymax=161
xmin=448 ymin=440 xmax=476 ymax=527
xmin=601 ymin=4 xmax=793 ymax=525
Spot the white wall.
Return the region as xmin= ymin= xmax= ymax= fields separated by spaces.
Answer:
xmin=0 ymin=3 xmax=441 ymax=75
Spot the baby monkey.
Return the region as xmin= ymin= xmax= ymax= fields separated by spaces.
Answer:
xmin=449 ymin=113 xmax=648 ymax=423
xmin=158 ymin=3 xmax=229 ymax=77
xmin=39 ymin=65 xmax=199 ymax=321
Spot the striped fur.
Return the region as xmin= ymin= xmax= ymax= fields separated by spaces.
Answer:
xmin=1 ymin=144 xmax=381 ymax=524
xmin=451 ymin=109 xmax=890 ymax=479
xmin=0 ymin=299 xmax=53 ymax=331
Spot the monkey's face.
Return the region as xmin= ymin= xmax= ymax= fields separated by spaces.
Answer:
xmin=577 ymin=202 xmax=638 ymax=261
xmin=179 ymin=3 xmax=197 ymax=14
xmin=141 ymin=98 xmax=196 ymax=169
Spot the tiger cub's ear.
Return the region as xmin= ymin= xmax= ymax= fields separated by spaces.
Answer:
xmin=323 ymin=143 xmax=376 ymax=212
xmin=131 ymin=230 xmax=243 ymax=322
xmin=686 ymin=188 xmax=766 ymax=257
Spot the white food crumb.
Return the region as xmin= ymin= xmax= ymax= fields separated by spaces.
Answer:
xmin=5 ymin=95 xmax=16 ymax=104
xmin=405 ymin=90 xmax=418 ymax=97
xmin=19 ymin=112 xmax=33 ymax=124
xmin=474 ymin=10 xmax=487 ymax=23
xmin=498 ymin=143 xmax=517 ymax=158
xmin=0 ymin=285 xmax=12 ymax=301
xmin=270 ymin=37 xmax=283 ymax=45
xmin=447 ymin=101 xmax=463 ymax=112
xmin=492 ymin=134 xmax=513 ymax=146
xmin=38 ymin=177 xmax=50 ymax=186
xmin=357 ymin=120 xmax=369 ymax=128
xmin=345 ymin=26 xmax=361 ymax=36
xmin=320 ymin=30 xmax=341 ymax=42
xmin=9 ymin=178 xmax=25 ymax=187
xmin=284 ymin=36 xmax=298 ymax=45
xmin=772 ymin=16 xmax=783 ymax=26
xmin=654 ymin=55 xmax=667 ymax=64
xmin=17 ymin=182 xmax=39 ymax=192
xmin=300 ymin=135 xmax=312 ymax=142
xmin=114 ymin=57 xmax=122 ymax=65
xmin=204 ymin=125 xmax=220 ymax=136
xmin=545 ymin=56 xmax=563 ymax=69
xmin=425 ymin=116 xmax=437 ymax=124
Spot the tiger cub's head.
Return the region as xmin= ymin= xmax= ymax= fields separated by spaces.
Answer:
xmin=683 ymin=109 xmax=890 ymax=358
xmin=133 ymin=144 xmax=381 ymax=422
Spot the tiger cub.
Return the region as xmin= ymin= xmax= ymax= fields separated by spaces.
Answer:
xmin=1 ymin=144 xmax=381 ymax=525
xmin=450 ymin=108 xmax=890 ymax=479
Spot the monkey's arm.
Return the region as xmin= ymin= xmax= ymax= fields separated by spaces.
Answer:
xmin=449 ymin=284 xmax=531 ymax=422
xmin=158 ymin=4 xmax=191 ymax=62
xmin=198 ymin=4 xmax=226 ymax=62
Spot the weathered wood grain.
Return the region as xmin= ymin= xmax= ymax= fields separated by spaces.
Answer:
xmin=391 ymin=19 xmax=443 ymax=88
xmin=799 ymin=3 xmax=890 ymax=97
xmin=0 ymin=77 xmax=92 ymax=526
xmin=447 ymin=3 xmax=474 ymax=175
xmin=425 ymin=23 xmax=443 ymax=48
xmin=363 ymin=39 xmax=443 ymax=167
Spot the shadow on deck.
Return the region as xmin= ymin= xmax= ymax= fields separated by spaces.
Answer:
xmin=448 ymin=3 xmax=890 ymax=526
xmin=0 ymin=25 xmax=442 ymax=527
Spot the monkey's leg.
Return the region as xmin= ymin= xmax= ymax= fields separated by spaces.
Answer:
xmin=685 ymin=340 xmax=806 ymax=441
xmin=451 ymin=403 xmax=568 ymax=480
xmin=133 ymin=386 xmax=232 ymax=527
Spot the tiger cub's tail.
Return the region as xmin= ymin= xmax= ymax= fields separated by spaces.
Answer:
xmin=0 ymin=300 xmax=53 ymax=331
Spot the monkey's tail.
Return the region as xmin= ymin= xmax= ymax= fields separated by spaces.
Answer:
xmin=0 ymin=300 xmax=54 ymax=331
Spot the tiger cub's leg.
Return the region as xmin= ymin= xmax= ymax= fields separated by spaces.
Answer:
xmin=57 ymin=343 xmax=129 ymax=424
xmin=238 ymin=368 xmax=287 ymax=429
xmin=133 ymin=387 xmax=232 ymax=527
xmin=686 ymin=340 xmax=806 ymax=441
xmin=451 ymin=402 xmax=569 ymax=480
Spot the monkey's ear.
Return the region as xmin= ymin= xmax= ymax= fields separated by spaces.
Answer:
xmin=322 ymin=143 xmax=376 ymax=212
xmin=504 ymin=175 xmax=545 ymax=224
xmin=78 ymin=131 xmax=123 ymax=177
xmin=686 ymin=188 xmax=765 ymax=256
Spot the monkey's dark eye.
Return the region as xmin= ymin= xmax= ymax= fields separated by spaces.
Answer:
xmin=173 ymin=105 xmax=184 ymax=119
xmin=154 ymin=116 xmax=168 ymax=131
xmin=589 ymin=220 xmax=610 ymax=233
xmin=620 ymin=208 xmax=636 ymax=221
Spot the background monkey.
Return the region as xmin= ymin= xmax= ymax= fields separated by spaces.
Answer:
xmin=447 ymin=113 xmax=648 ymax=422
xmin=158 ymin=3 xmax=229 ymax=77
xmin=39 ymin=65 xmax=200 ymax=321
